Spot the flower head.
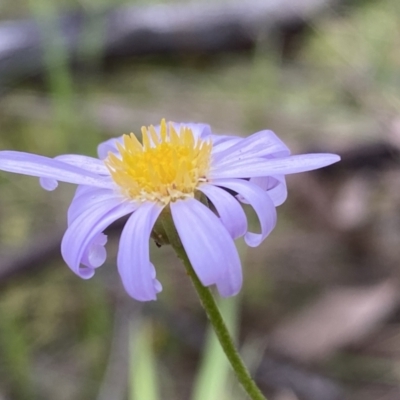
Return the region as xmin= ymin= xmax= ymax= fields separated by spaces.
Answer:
xmin=0 ymin=120 xmax=340 ymax=301
xmin=105 ymin=120 xmax=212 ymax=204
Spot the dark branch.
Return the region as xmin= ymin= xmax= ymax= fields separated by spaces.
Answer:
xmin=0 ymin=0 xmax=336 ymax=88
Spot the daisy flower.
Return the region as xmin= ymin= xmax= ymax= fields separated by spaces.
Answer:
xmin=0 ymin=120 xmax=339 ymax=301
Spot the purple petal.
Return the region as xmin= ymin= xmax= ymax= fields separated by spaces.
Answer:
xmin=97 ymin=137 xmax=124 ymax=159
xmin=198 ymin=183 xmax=247 ymax=239
xmin=54 ymin=154 xmax=109 ymax=175
xmin=211 ymin=135 xmax=242 ymax=154
xmin=215 ymin=260 xmax=243 ymax=298
xmin=67 ymin=186 xmax=119 ymax=269
xmin=73 ymin=184 xmax=98 ymax=199
xmin=81 ymin=233 xmax=108 ymax=268
xmin=40 ymin=177 xmax=58 ymax=191
xmin=0 ymin=151 xmax=113 ymax=188
xmin=61 ymin=196 xmax=137 ymax=278
xmin=117 ymin=202 xmax=164 ymax=301
xmin=39 ymin=155 xmax=109 ymax=191
xmin=171 ymin=198 xmax=242 ymax=296
xmin=212 ymin=179 xmax=277 ymax=247
xmin=249 ymin=175 xmax=287 ymax=207
xmin=213 ymin=130 xmax=291 ymax=164
xmin=212 ymin=134 xmax=240 ymax=145
xmin=67 ymin=186 xmax=119 ymax=225
xmin=210 ymin=153 xmax=340 ymax=179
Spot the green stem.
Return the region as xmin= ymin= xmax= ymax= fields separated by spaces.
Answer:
xmin=162 ymin=212 xmax=267 ymax=400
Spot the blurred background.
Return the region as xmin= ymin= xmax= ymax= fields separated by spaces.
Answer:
xmin=1 ymin=0 xmax=400 ymax=399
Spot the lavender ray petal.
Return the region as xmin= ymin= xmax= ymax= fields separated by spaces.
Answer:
xmin=39 ymin=155 xmax=109 ymax=191
xmin=39 ymin=177 xmax=58 ymax=191
xmin=61 ymin=197 xmax=137 ymax=278
xmin=67 ymin=187 xmax=120 ymax=225
xmin=81 ymin=233 xmax=108 ymax=269
xmin=215 ymin=255 xmax=243 ymax=298
xmin=198 ymin=183 xmax=247 ymax=239
xmin=117 ymin=202 xmax=164 ymax=301
xmin=0 ymin=151 xmax=113 ymax=188
xmin=68 ymin=187 xmax=116 ymax=269
xmin=171 ymin=198 xmax=242 ymax=296
xmin=72 ymin=184 xmax=104 ymax=200
xmin=212 ymin=130 xmax=291 ymax=164
xmin=97 ymin=137 xmax=124 ymax=159
xmin=210 ymin=153 xmax=340 ymax=179
xmin=211 ymin=135 xmax=242 ymax=154
xmin=54 ymin=154 xmax=109 ymax=175
xmin=249 ymin=175 xmax=287 ymax=207
xmin=212 ymin=178 xmax=277 ymax=247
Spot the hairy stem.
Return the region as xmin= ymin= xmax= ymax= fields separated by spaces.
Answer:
xmin=162 ymin=211 xmax=267 ymax=400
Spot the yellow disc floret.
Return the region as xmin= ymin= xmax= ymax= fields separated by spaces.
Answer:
xmin=105 ymin=119 xmax=212 ymax=205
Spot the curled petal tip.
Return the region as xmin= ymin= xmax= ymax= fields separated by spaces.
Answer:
xmin=40 ymin=177 xmax=58 ymax=191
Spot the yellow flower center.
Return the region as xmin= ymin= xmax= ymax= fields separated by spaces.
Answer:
xmin=105 ymin=119 xmax=212 ymax=205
